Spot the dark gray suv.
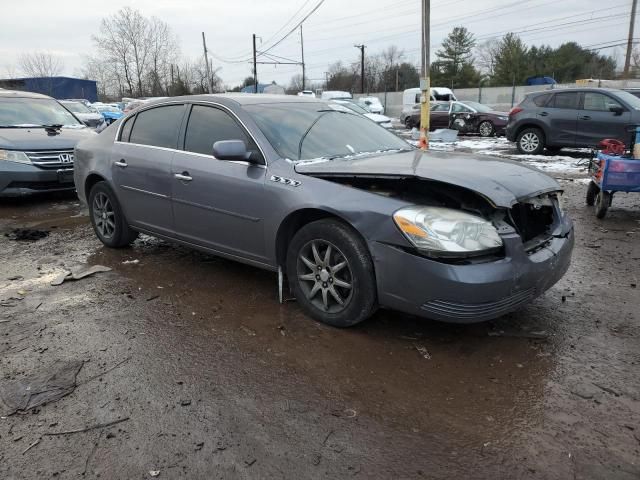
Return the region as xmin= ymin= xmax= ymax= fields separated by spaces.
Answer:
xmin=506 ymin=88 xmax=640 ymax=154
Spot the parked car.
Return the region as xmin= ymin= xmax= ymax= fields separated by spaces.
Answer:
xmin=320 ymin=90 xmax=352 ymax=100
xmin=74 ymin=94 xmax=573 ymax=327
xmin=0 ymin=89 xmax=94 ymax=196
xmin=506 ymin=88 xmax=640 ymax=154
xmin=297 ymin=90 xmax=316 ymax=98
xmin=449 ymin=101 xmax=509 ymax=137
xmin=403 ymin=101 xmax=450 ymax=129
xmin=60 ymin=100 xmax=105 ymax=129
xmin=331 ymin=99 xmax=393 ymax=128
xmin=92 ymin=103 xmax=124 ymax=125
xmin=358 ymin=96 xmax=384 ymax=114
xmin=402 ymin=87 xmax=457 ymax=112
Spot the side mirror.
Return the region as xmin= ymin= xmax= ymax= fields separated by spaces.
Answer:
xmin=212 ymin=140 xmax=251 ymax=161
xmin=610 ymin=106 xmax=625 ymax=116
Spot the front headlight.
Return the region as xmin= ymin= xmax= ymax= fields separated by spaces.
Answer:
xmin=393 ymin=206 xmax=503 ymax=254
xmin=0 ymin=150 xmax=31 ymax=164
xmin=499 ymin=116 xmax=508 ymax=121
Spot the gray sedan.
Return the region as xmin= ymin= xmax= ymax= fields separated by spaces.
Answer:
xmin=74 ymin=95 xmax=574 ymax=327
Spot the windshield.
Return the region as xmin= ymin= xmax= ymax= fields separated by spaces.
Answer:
xmin=0 ymin=97 xmax=83 ymax=127
xmin=614 ymin=90 xmax=640 ymax=110
xmin=61 ymin=101 xmax=91 ymax=114
xmin=246 ymin=103 xmax=411 ymax=161
xmin=462 ymin=101 xmax=492 ymax=113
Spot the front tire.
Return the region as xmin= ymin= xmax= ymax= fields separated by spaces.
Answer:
xmin=286 ymin=219 xmax=377 ymax=327
xmin=586 ymin=181 xmax=599 ymax=206
xmin=595 ymin=190 xmax=611 ymax=219
xmin=405 ymin=117 xmax=414 ymax=129
xmin=88 ymin=181 xmax=138 ymax=248
xmin=478 ymin=120 xmax=495 ymax=137
xmin=516 ymin=127 xmax=545 ymax=155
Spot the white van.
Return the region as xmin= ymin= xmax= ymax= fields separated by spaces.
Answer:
xmin=320 ymin=90 xmax=352 ymax=100
xmin=402 ymin=87 xmax=456 ymax=108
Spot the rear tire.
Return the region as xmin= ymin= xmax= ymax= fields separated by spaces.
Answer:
xmin=88 ymin=181 xmax=138 ymax=248
xmin=286 ymin=219 xmax=377 ymax=327
xmin=595 ymin=190 xmax=611 ymax=219
xmin=516 ymin=127 xmax=545 ymax=155
xmin=478 ymin=120 xmax=495 ymax=137
xmin=405 ymin=117 xmax=413 ymax=129
xmin=586 ymin=181 xmax=599 ymax=206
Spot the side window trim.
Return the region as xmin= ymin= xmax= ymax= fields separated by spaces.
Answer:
xmin=128 ymin=104 xmax=187 ymax=150
xmin=119 ymin=113 xmax=137 ymax=142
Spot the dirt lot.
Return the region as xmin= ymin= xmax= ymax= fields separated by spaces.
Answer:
xmin=1 ymin=164 xmax=639 ymax=479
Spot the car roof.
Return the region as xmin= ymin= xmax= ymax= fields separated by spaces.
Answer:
xmin=0 ymin=89 xmax=53 ymax=100
xmin=527 ymin=87 xmax=625 ymax=96
xmin=145 ymin=93 xmax=323 ymax=107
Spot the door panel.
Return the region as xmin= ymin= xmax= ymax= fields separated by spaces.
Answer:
xmin=575 ymin=92 xmax=632 ymax=146
xmin=171 ymin=105 xmax=268 ymax=262
xmin=543 ymin=92 xmax=579 ymax=146
xmin=112 ymin=104 xmax=186 ymax=235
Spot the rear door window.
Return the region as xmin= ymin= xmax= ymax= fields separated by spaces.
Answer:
xmin=128 ymin=104 xmax=185 ymax=149
xmin=119 ymin=115 xmax=135 ymax=142
xmin=549 ymin=92 xmax=579 ymax=109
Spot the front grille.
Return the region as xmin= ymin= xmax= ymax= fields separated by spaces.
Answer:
xmin=421 ymin=287 xmax=535 ymax=321
xmin=83 ymin=118 xmax=103 ymax=128
xmin=509 ymin=198 xmax=556 ymax=243
xmin=24 ymin=149 xmax=74 ymax=169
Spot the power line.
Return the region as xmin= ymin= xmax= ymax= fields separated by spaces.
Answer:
xmin=259 ymin=0 xmax=325 ymax=57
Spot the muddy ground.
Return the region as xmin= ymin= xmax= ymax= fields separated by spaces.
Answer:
xmin=1 ymin=170 xmax=639 ymax=479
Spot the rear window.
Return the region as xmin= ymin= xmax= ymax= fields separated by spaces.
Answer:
xmin=129 ymin=105 xmax=185 ymax=149
xmin=532 ymin=94 xmax=551 ymax=107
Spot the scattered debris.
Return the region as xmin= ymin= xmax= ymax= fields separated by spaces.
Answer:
xmin=7 ymin=275 xmax=23 ymax=281
xmin=277 ymin=325 xmax=286 ymax=336
xmin=146 ymin=295 xmax=160 ymax=302
xmin=51 ymin=265 xmax=112 ymax=286
xmin=122 ymin=259 xmax=140 ymax=265
xmin=21 ymin=438 xmax=41 ymax=455
xmin=240 ymin=325 xmax=256 ymax=336
xmin=322 ymin=430 xmax=334 ymax=446
xmin=149 ymin=470 xmax=160 ymax=477
xmin=488 ymin=330 xmax=549 ymax=340
xmin=592 ymin=383 xmax=621 ymax=397
xmin=5 ymin=228 xmax=49 ymax=241
xmin=244 ymin=458 xmax=256 ymax=467
xmin=0 ymin=360 xmax=84 ymax=415
xmin=82 ymin=430 xmax=104 ymax=475
xmin=82 ymin=357 xmax=131 ymax=385
xmin=415 ymin=345 xmax=431 ymax=359
xmin=344 ymin=408 xmax=357 ymax=418
xmin=194 ymin=441 xmax=204 ymax=451
xmin=180 ymin=399 xmax=191 ymax=406
xmin=44 ymin=417 xmax=130 ymax=436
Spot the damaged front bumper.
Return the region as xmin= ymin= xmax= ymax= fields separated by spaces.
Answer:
xmin=372 ymin=221 xmax=574 ymax=323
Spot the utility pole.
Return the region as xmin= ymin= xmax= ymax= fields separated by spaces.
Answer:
xmin=201 ymin=32 xmax=214 ymax=93
xmin=253 ymin=33 xmax=258 ymax=93
xmin=324 ymin=71 xmax=329 ymax=89
xmin=354 ymin=44 xmax=366 ymax=94
xmin=624 ymin=0 xmax=638 ymax=78
xmin=300 ymin=25 xmax=306 ymax=91
xmin=419 ymin=0 xmax=431 ymax=149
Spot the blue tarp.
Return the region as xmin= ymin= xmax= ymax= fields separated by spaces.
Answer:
xmin=526 ymin=76 xmax=557 ymax=86
xmin=0 ymin=77 xmax=98 ymax=102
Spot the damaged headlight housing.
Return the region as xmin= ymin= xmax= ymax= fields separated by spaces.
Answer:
xmin=0 ymin=150 xmax=31 ymax=164
xmin=393 ymin=206 xmax=503 ymax=255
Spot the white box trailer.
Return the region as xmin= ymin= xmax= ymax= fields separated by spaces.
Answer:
xmin=402 ymin=87 xmax=457 ymax=108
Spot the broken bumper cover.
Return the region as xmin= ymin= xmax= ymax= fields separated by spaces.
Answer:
xmin=372 ymin=225 xmax=574 ymax=323
xmin=0 ymin=162 xmax=75 ymax=197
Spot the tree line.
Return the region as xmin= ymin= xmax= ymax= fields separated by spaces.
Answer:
xmin=323 ymin=27 xmax=618 ymax=94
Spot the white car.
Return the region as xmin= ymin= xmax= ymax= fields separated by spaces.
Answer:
xmin=331 ymin=99 xmax=393 ymax=129
xmin=297 ymin=90 xmax=316 ymax=98
xmin=358 ymin=96 xmax=384 ymax=115
xmin=321 ymin=90 xmax=352 ymax=100
xmin=60 ymin=100 xmax=105 ymax=129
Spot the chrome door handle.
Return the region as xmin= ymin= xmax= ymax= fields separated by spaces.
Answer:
xmin=114 ymin=160 xmax=127 ymax=168
xmin=174 ymin=172 xmax=193 ymax=182
xmin=539 ymin=111 xmax=548 ymax=117
xmin=579 ymin=115 xmax=591 ymax=121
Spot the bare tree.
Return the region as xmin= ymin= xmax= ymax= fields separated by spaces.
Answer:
xmin=475 ymin=39 xmax=499 ymax=77
xmin=18 ymin=51 xmax=64 ymax=77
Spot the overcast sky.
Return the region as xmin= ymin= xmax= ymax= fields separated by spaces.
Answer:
xmin=0 ymin=0 xmax=635 ymax=88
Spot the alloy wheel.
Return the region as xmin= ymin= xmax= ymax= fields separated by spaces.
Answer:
xmin=297 ymin=240 xmax=353 ymax=313
xmin=479 ymin=121 xmax=493 ymax=137
xmin=520 ymin=132 xmax=540 ymax=153
xmin=93 ymin=192 xmax=116 ymax=239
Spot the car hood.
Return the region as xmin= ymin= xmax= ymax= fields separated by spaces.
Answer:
xmin=294 ymin=149 xmax=561 ymax=207
xmin=0 ymin=127 xmax=95 ymax=150
xmin=364 ymin=113 xmax=391 ymax=123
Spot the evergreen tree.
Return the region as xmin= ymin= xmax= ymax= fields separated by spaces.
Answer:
xmin=433 ymin=26 xmax=480 ymax=88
